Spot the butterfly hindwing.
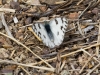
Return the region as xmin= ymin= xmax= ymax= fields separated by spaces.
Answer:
xmin=32 ymin=17 xmax=68 ymax=48
xmin=49 ymin=17 xmax=68 ymax=47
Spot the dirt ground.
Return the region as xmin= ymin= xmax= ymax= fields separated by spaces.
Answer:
xmin=0 ymin=0 xmax=100 ymax=75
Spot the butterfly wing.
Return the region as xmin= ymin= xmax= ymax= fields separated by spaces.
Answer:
xmin=32 ymin=22 xmax=55 ymax=48
xmin=32 ymin=17 xmax=68 ymax=48
xmin=49 ymin=17 xmax=68 ymax=47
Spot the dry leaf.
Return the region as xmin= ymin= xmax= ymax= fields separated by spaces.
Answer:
xmin=26 ymin=0 xmax=41 ymax=5
xmin=68 ymin=12 xmax=79 ymax=19
xmin=0 ymin=48 xmax=9 ymax=58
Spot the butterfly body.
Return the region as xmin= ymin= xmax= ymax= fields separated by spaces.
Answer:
xmin=32 ymin=17 xmax=68 ymax=48
xmin=44 ymin=22 xmax=54 ymax=42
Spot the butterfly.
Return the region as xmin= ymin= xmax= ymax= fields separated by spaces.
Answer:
xmin=32 ymin=17 xmax=68 ymax=48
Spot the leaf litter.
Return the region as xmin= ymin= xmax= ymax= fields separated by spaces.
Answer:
xmin=0 ymin=0 xmax=100 ymax=75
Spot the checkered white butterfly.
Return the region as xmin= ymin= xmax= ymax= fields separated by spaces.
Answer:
xmin=32 ymin=17 xmax=68 ymax=48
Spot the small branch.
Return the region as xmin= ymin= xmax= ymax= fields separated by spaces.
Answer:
xmin=0 ymin=59 xmax=55 ymax=72
xmin=87 ymin=63 xmax=100 ymax=75
xmin=0 ymin=13 xmax=14 ymax=38
xmin=0 ymin=32 xmax=54 ymax=69
xmin=78 ymin=2 xmax=92 ymax=19
xmin=0 ymin=8 xmax=15 ymax=12
xmin=96 ymin=20 xmax=100 ymax=56
xmin=77 ymin=21 xmax=85 ymax=37
xmin=79 ymin=54 xmax=96 ymax=74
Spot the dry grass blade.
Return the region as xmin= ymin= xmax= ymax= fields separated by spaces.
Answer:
xmin=31 ymin=49 xmax=83 ymax=65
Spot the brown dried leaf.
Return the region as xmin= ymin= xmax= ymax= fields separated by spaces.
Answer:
xmin=37 ymin=5 xmax=47 ymax=12
xmin=68 ymin=12 xmax=79 ymax=19
xmin=26 ymin=0 xmax=41 ymax=5
xmin=0 ymin=48 xmax=9 ymax=58
xmin=41 ymin=0 xmax=64 ymax=4
xmin=10 ymin=1 xmax=21 ymax=11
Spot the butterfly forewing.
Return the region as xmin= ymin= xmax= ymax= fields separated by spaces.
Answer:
xmin=32 ymin=17 xmax=68 ymax=48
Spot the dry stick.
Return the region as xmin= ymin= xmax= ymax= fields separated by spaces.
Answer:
xmin=0 ymin=32 xmax=54 ymax=69
xmin=28 ymin=27 xmax=42 ymax=42
xmin=96 ymin=20 xmax=100 ymax=56
xmin=78 ymin=2 xmax=92 ymax=19
xmin=79 ymin=54 xmax=96 ymax=74
xmin=0 ymin=8 xmax=15 ymax=12
xmin=77 ymin=0 xmax=84 ymax=5
xmin=11 ymin=57 xmax=30 ymax=75
xmin=32 ymin=49 xmax=82 ymax=65
xmin=19 ymin=24 xmax=33 ymax=28
xmin=1 ymin=13 xmax=13 ymax=38
xmin=81 ymin=49 xmax=99 ymax=63
xmin=77 ymin=21 xmax=85 ymax=37
xmin=76 ymin=2 xmax=92 ymax=37
xmin=84 ymin=43 xmax=100 ymax=51
xmin=81 ymin=49 xmax=100 ymax=74
xmin=20 ymin=66 xmax=30 ymax=75
xmin=0 ymin=59 xmax=54 ymax=72
xmin=32 ymin=42 xmax=100 ymax=66
xmin=10 ymin=50 xmax=16 ymax=58
xmin=87 ymin=63 xmax=100 ymax=75
xmin=60 ymin=60 xmax=66 ymax=70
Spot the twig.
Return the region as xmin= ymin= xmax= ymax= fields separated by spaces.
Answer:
xmin=32 ymin=42 xmax=100 ymax=66
xmin=0 ymin=32 xmax=53 ymax=69
xmin=31 ymin=49 xmax=82 ymax=65
xmin=19 ymin=24 xmax=33 ymax=28
xmin=0 ymin=8 xmax=15 ymax=12
xmin=87 ymin=63 xmax=100 ymax=75
xmin=77 ymin=0 xmax=84 ymax=5
xmin=61 ymin=60 xmax=66 ymax=70
xmin=20 ymin=66 xmax=31 ymax=75
xmin=0 ymin=59 xmax=55 ymax=72
xmin=11 ymin=57 xmax=31 ymax=75
xmin=79 ymin=54 xmax=96 ymax=74
xmin=96 ymin=20 xmax=100 ymax=56
xmin=81 ymin=49 xmax=99 ymax=63
xmin=77 ymin=21 xmax=85 ymax=37
xmin=28 ymin=27 xmax=42 ymax=42
xmin=0 ymin=13 xmax=13 ymax=38
xmin=78 ymin=2 xmax=92 ymax=19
